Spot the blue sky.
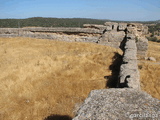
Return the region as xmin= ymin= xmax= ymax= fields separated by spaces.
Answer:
xmin=0 ymin=0 xmax=160 ymax=21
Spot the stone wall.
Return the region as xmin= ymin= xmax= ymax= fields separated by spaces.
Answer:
xmin=0 ymin=22 xmax=148 ymax=58
xmin=72 ymin=25 xmax=159 ymax=120
xmin=118 ymin=34 xmax=140 ymax=89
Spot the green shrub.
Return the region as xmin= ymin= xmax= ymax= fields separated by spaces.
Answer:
xmin=147 ymin=36 xmax=160 ymax=43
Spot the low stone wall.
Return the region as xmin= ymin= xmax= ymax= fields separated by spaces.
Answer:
xmin=0 ymin=27 xmax=103 ymax=34
xmin=98 ymin=30 xmax=126 ymax=48
xmin=0 ymin=22 xmax=148 ymax=58
xmin=118 ymin=34 xmax=140 ymax=89
xmin=73 ymin=33 xmax=152 ymax=120
xmin=0 ymin=27 xmax=102 ymax=43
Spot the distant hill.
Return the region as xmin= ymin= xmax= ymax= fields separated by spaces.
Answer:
xmin=0 ymin=17 xmax=108 ymax=28
xmin=143 ymin=20 xmax=160 ymax=24
xmin=0 ymin=17 xmax=159 ymax=28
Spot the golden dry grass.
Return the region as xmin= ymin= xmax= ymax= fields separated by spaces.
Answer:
xmin=0 ymin=37 xmax=122 ymax=120
xmin=147 ymin=41 xmax=160 ymax=61
xmin=139 ymin=41 xmax=160 ymax=100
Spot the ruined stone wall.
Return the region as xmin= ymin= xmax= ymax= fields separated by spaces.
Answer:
xmin=72 ymin=24 xmax=159 ymax=120
xmin=0 ymin=27 xmax=102 ymax=43
xmin=118 ymin=34 xmax=140 ymax=89
xmin=0 ymin=22 xmax=148 ymax=58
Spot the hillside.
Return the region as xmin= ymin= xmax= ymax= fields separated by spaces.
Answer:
xmin=0 ymin=17 xmax=107 ymax=28
xmin=0 ymin=17 xmax=159 ymax=28
xmin=0 ymin=37 xmax=122 ymax=120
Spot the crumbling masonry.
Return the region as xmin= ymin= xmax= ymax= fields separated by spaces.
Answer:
xmin=0 ymin=22 xmax=148 ymax=59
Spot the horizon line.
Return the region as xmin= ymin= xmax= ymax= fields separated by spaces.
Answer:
xmin=0 ymin=17 xmax=159 ymax=22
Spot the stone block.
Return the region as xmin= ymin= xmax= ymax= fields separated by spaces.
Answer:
xmin=118 ymin=23 xmax=127 ymax=31
xmin=73 ymin=89 xmax=160 ymax=120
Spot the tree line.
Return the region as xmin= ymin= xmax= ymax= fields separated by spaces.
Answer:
xmin=0 ymin=17 xmax=107 ymax=28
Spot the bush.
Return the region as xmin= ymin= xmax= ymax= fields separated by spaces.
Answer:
xmin=147 ymin=36 xmax=160 ymax=43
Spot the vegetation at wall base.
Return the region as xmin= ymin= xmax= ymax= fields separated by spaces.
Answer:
xmin=148 ymin=23 xmax=160 ymax=34
xmin=147 ymin=36 xmax=160 ymax=43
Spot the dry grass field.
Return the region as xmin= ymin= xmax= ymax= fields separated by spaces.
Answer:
xmin=0 ymin=37 xmax=122 ymax=120
xmin=139 ymin=41 xmax=160 ymax=100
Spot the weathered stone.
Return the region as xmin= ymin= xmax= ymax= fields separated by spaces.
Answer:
xmin=148 ymin=57 xmax=156 ymax=62
xmin=0 ymin=34 xmax=18 ymax=37
xmin=75 ymin=36 xmax=99 ymax=43
xmin=119 ymin=63 xmax=140 ymax=89
xmin=0 ymin=27 xmax=103 ymax=34
xmin=126 ymin=27 xmax=136 ymax=34
xmin=0 ymin=28 xmax=19 ymax=34
xmin=73 ymin=89 xmax=160 ymax=120
xmin=83 ymin=24 xmax=106 ymax=30
xmin=125 ymin=40 xmax=137 ymax=50
xmin=103 ymin=22 xmax=113 ymax=31
xmin=118 ymin=23 xmax=127 ymax=31
xmin=100 ymin=31 xmax=125 ymax=42
xmin=123 ymin=50 xmax=137 ymax=60
xmin=104 ymin=22 xmax=118 ymax=31
xmin=126 ymin=23 xmax=148 ymax=36
xmin=118 ymin=35 xmax=140 ymax=89
xmin=136 ymin=37 xmax=148 ymax=51
xmin=136 ymin=36 xmax=148 ymax=58
xmin=127 ymin=23 xmax=137 ymax=27
xmin=98 ymin=31 xmax=125 ymax=48
xmin=106 ymin=26 xmax=113 ymax=31
xmin=142 ymin=25 xmax=149 ymax=35
xmin=126 ymin=33 xmax=136 ymax=40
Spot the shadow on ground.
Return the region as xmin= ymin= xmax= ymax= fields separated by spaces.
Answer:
xmin=104 ymin=52 xmax=123 ymax=88
xmin=44 ymin=114 xmax=72 ymax=120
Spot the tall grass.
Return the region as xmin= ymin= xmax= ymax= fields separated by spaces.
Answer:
xmin=139 ymin=41 xmax=160 ymax=100
xmin=0 ymin=37 xmax=122 ymax=120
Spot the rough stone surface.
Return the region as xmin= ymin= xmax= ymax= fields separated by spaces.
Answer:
xmin=98 ymin=31 xmax=125 ymax=48
xmin=104 ymin=22 xmax=113 ymax=31
xmin=118 ymin=23 xmax=127 ymax=31
xmin=0 ymin=27 xmax=103 ymax=34
xmin=23 ymin=27 xmax=103 ymax=34
xmin=83 ymin=24 xmax=107 ymax=31
xmin=148 ymin=57 xmax=156 ymax=62
xmin=136 ymin=36 xmax=148 ymax=58
xmin=73 ymin=89 xmax=160 ymax=120
xmin=104 ymin=22 xmax=118 ymax=31
xmin=118 ymin=34 xmax=140 ymax=89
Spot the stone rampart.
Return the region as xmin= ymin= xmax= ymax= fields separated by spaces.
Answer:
xmin=118 ymin=34 xmax=140 ymax=89
xmin=0 ymin=22 xmax=148 ymax=58
xmin=72 ymin=28 xmax=158 ymax=120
